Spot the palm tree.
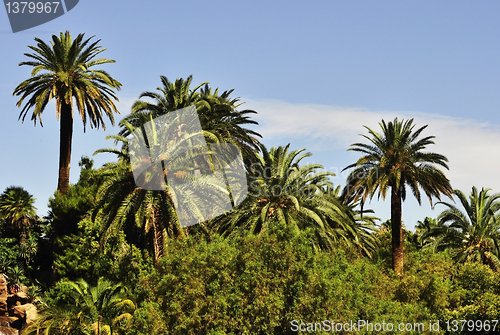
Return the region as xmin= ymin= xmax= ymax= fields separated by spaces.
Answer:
xmin=413 ymin=217 xmax=446 ymax=249
xmin=129 ymin=75 xmax=207 ymax=117
xmin=211 ymin=144 xmax=376 ymax=253
xmin=24 ymin=277 xmax=135 ymax=335
xmin=92 ymin=133 xmax=180 ymax=266
xmin=13 ymin=31 xmax=122 ymax=195
xmin=342 ymin=118 xmax=453 ymax=275
xmin=120 ymin=76 xmax=262 ymax=166
xmin=93 ymin=115 xmax=233 ymax=264
xmin=429 ymin=187 xmax=500 ymax=271
xmin=0 ymin=186 xmax=37 ymax=247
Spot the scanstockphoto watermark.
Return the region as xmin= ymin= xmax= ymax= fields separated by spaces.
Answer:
xmin=3 ymin=0 xmax=79 ymax=33
xmin=290 ymin=320 xmax=438 ymax=333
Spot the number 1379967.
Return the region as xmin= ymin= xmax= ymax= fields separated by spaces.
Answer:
xmin=445 ymin=320 xmax=498 ymax=332
xmin=5 ymin=2 xmax=61 ymax=14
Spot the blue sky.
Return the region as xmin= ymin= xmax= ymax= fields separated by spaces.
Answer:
xmin=1 ymin=1 xmax=500 ymax=230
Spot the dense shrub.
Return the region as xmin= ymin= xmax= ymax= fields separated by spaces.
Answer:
xmin=54 ymin=217 xmax=151 ymax=285
xmin=396 ymin=249 xmax=454 ymax=315
xmin=440 ymin=261 xmax=500 ymax=328
xmin=131 ymin=227 xmax=432 ymax=334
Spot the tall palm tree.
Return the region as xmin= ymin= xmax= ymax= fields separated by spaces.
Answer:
xmin=13 ymin=31 xmax=122 ymax=195
xmin=0 ymin=186 xmax=37 ymax=247
xmin=429 ymin=187 xmax=500 ymax=271
xmin=24 ymin=277 xmax=135 ymax=335
xmin=342 ymin=118 xmax=453 ymax=275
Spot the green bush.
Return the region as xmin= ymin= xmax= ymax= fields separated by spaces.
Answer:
xmin=440 ymin=261 xmax=500 ymax=328
xmin=131 ymin=227 xmax=431 ymax=334
xmin=396 ymin=249 xmax=454 ymax=315
xmin=54 ymin=217 xmax=151 ymax=285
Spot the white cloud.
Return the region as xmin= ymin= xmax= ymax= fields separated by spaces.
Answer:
xmin=244 ymin=98 xmax=500 ymax=195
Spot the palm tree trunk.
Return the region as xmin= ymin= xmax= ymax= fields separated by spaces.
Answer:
xmin=152 ymin=222 xmax=160 ymax=266
xmin=57 ymin=101 xmax=73 ymax=195
xmin=152 ymin=207 xmax=164 ymax=266
xmin=19 ymin=229 xmax=26 ymax=247
xmin=391 ymin=187 xmax=404 ymax=276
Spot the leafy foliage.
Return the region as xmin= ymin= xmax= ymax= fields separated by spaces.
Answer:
xmin=54 ymin=216 xmax=151 ymax=285
xmin=430 ymin=187 xmax=500 ymax=271
xmin=129 ymin=225 xmax=434 ymax=334
xmin=25 ymin=277 xmax=135 ymax=335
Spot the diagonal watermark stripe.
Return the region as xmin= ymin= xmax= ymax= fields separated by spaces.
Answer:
xmin=128 ymin=106 xmax=248 ymax=227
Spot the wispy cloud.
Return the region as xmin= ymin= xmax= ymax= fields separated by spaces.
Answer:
xmin=244 ymin=99 xmax=500 ymax=194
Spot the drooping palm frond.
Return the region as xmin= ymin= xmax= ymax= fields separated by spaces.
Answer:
xmin=428 ymin=187 xmax=500 ymax=271
xmin=210 ymin=144 xmax=378 ymax=255
xmin=92 ymin=136 xmax=181 ymax=265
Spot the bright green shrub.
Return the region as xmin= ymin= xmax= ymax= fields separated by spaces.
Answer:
xmin=396 ymin=249 xmax=454 ymax=315
xmin=54 ymin=217 xmax=151 ymax=285
xmin=131 ymin=227 xmax=431 ymax=334
xmin=440 ymin=261 xmax=500 ymax=329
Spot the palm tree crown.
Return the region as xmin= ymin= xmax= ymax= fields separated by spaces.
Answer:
xmin=0 ymin=186 xmax=37 ymax=246
xmin=342 ymin=118 xmax=453 ymax=274
xmin=13 ymin=31 xmax=122 ymax=195
xmin=120 ymin=75 xmax=262 ymax=167
xmin=212 ymin=144 xmax=377 ymax=254
xmin=430 ymin=187 xmax=500 ymax=271
xmin=24 ymin=277 xmax=135 ymax=335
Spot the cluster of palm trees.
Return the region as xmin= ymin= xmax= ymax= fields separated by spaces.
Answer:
xmin=8 ymin=32 xmax=500 ymax=332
